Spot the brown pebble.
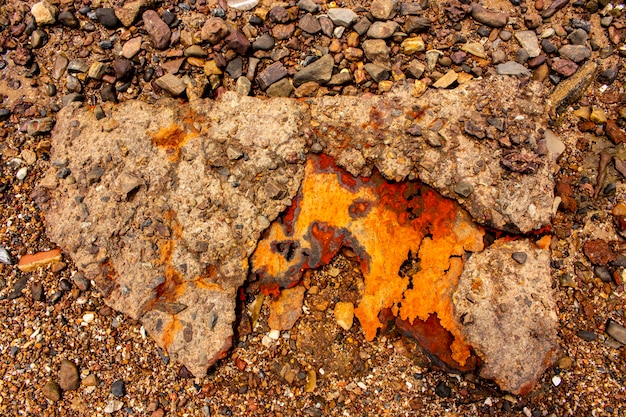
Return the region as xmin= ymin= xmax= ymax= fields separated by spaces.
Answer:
xmin=58 ymin=359 xmax=80 ymax=391
xmin=51 ymin=261 xmax=67 ymax=273
xmin=606 ymin=120 xmax=626 ymax=144
xmin=41 ymin=381 xmax=61 ymax=402
xmin=583 ymin=239 xmax=616 ymax=266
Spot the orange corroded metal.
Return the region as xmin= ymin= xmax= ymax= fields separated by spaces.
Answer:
xmin=251 ymin=154 xmax=485 ymax=368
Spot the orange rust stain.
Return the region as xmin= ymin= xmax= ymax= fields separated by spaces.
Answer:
xmin=161 ymin=316 xmax=183 ymax=350
xmin=251 ymin=154 xmax=485 ymax=368
xmin=151 ymin=123 xmax=196 ymax=162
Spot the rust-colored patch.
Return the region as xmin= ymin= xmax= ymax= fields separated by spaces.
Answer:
xmin=151 ymin=123 xmax=194 ymax=162
xmin=251 ymin=154 xmax=485 ymax=368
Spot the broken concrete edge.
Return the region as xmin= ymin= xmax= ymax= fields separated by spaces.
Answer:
xmin=35 ymin=76 xmax=559 ymax=391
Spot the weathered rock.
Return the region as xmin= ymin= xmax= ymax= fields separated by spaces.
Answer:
xmin=155 ymin=74 xmax=186 ymax=96
xmin=453 ymin=238 xmax=559 ymax=395
xmin=31 ymin=1 xmax=58 ymax=26
xmin=58 ymin=360 xmax=80 ymax=391
xmin=496 ymin=61 xmax=531 ymax=77
xmin=39 ymin=78 xmax=555 ymax=388
xmin=515 ymin=31 xmax=541 ymax=58
xmin=293 ymin=54 xmax=334 ymax=86
xmin=201 ymin=18 xmax=230 ymax=44
xmin=471 ymin=4 xmax=508 ymax=28
xmin=327 ymin=8 xmax=358 ymax=27
xmin=143 ymin=10 xmax=171 ymax=50
xmin=371 ymin=0 xmax=399 ymax=20
xmin=549 ymin=61 xmax=597 ymax=117
xmin=268 ymin=286 xmax=306 ymax=330
xmin=559 ymin=45 xmax=591 ymax=63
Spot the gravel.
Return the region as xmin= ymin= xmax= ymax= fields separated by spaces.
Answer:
xmin=1 ymin=0 xmax=625 ymax=415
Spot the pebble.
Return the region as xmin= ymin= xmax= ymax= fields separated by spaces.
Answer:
xmin=577 ymin=330 xmax=597 ymax=342
xmin=16 ymin=167 xmax=28 ymax=181
xmin=362 ymin=39 xmax=390 ymax=64
xmin=327 ymin=8 xmax=358 ymax=27
xmin=59 ymin=359 xmax=80 ymax=391
xmin=606 ymin=120 xmax=626 ymax=145
xmin=0 ymin=245 xmax=11 ymax=265
xmin=558 ymin=45 xmax=591 ymax=63
xmin=299 ymin=14 xmax=321 ymax=34
xmin=8 ymin=276 xmax=29 ymax=300
xmin=298 ymin=0 xmax=319 ymax=13
xmin=143 ymin=11 xmax=171 ymax=50
xmin=236 ymin=76 xmax=251 ymax=96
xmin=293 ymin=54 xmax=334 ymax=87
xmin=605 ymin=319 xmax=626 ymax=345
xmin=31 ymin=29 xmax=48 ymax=49
xmin=552 ymin=58 xmax=578 ymax=76
xmin=552 ymin=375 xmax=562 ymax=387
xmin=41 ymin=381 xmax=61 ymax=402
xmin=58 ymin=10 xmax=79 ymax=28
xmin=367 ymin=21 xmax=399 ymax=39
xmin=257 ymin=62 xmax=288 ymax=90
xmin=541 ymin=39 xmax=557 ymax=54
xmin=333 ymin=302 xmax=355 ymax=331
xmin=155 ymin=74 xmax=186 ymax=96
xmin=26 ymin=117 xmax=55 ymax=136
xmin=515 ymin=31 xmax=541 ymax=58
xmin=122 ymin=37 xmax=142 ymax=59
xmin=266 ymin=78 xmax=293 ymax=97
xmin=225 ymin=30 xmax=251 ymax=55
xmin=590 ymin=107 xmax=607 ymax=124
xmin=461 ymin=42 xmax=486 ymax=59
xmin=496 ymin=61 xmax=530 ymax=77
xmin=253 ymin=33 xmax=275 ymax=51
xmin=101 ymin=84 xmax=118 ymax=102
xmin=111 ymin=380 xmax=126 ymax=397
xmin=228 ymin=0 xmax=259 ymax=11
xmin=435 ymin=381 xmax=452 ymax=398
xmin=371 ymin=0 xmax=399 ymax=20
xmin=401 ymin=37 xmax=425 ymax=54
xmin=31 ymin=1 xmax=58 ymax=26
xmin=104 ymin=400 xmax=124 ymax=414
xmin=567 ymin=28 xmax=588 ymax=45
xmin=471 ymin=4 xmax=508 ymax=28
xmin=95 ymin=8 xmax=120 ymax=29
xmin=511 ymin=252 xmax=528 ymax=264
xmin=364 ymin=63 xmax=390 ymax=82
xmin=516 ymin=49 xmax=528 ymax=65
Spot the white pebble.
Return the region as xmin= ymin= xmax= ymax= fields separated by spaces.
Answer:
xmin=83 ymin=312 xmax=95 ymax=323
xmin=319 ymin=367 xmax=325 ymax=375
xmin=268 ymin=329 xmax=280 ymax=340
xmin=16 ymin=167 xmax=28 ymax=181
xmin=357 ymin=381 xmax=367 ymax=390
xmin=552 ymin=375 xmax=562 ymax=386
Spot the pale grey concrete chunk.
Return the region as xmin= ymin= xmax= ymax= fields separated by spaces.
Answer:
xmin=453 ymin=239 xmax=559 ymax=394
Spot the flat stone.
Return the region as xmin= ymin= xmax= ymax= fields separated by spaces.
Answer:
xmin=401 ymin=37 xmax=425 ymax=55
xmin=496 ymin=61 xmax=531 ymax=77
xmin=257 ymin=62 xmax=288 ymax=90
xmin=367 ymin=21 xmax=399 ymax=39
xmin=327 ymin=8 xmax=358 ymax=27
xmin=293 ymin=54 xmax=334 ymax=87
xmin=268 ymin=286 xmax=306 ymax=330
xmin=558 ymin=45 xmax=591 ymax=63
xmin=471 ymin=4 xmax=508 ymax=28
xmin=461 ymin=42 xmax=486 ymax=59
xmin=266 ymin=78 xmax=293 ymax=97
xmin=155 ymin=74 xmax=186 ymax=96
xmin=95 ymin=8 xmax=119 ymax=29
xmin=225 ymin=30 xmax=251 ymax=56
xmin=515 ymin=31 xmax=541 ymax=58
xmin=433 ymin=70 xmax=458 ymax=88
xmin=227 ymin=0 xmax=259 ymax=11
xmin=58 ymin=360 xmax=80 ymax=391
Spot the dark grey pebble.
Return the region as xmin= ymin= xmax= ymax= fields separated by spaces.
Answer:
xmin=59 ymin=279 xmax=72 ymax=292
xmin=101 ymin=84 xmax=117 ymax=103
xmin=435 ymin=381 xmax=452 ymax=398
xmin=8 ymin=276 xmax=30 ymax=300
xmin=49 ymin=291 xmax=63 ymax=304
xmin=512 ymin=252 xmax=528 ymax=264
xmin=577 ymin=330 xmax=597 ymax=341
xmin=58 ymin=11 xmax=80 ymax=28
xmin=594 ymin=265 xmax=613 ymax=283
xmin=31 ymin=281 xmax=45 ymax=302
xmin=95 ymin=8 xmax=120 ymax=29
xmin=111 ymin=380 xmax=126 ymax=397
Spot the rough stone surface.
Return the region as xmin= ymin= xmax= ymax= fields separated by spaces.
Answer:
xmin=453 ymin=238 xmax=559 ymax=395
xmin=142 ymin=10 xmax=171 ymax=50
xmin=38 ymin=78 xmax=555 ymax=388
